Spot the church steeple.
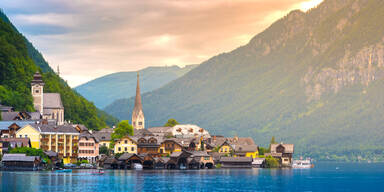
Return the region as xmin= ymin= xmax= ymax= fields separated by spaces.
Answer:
xmin=132 ymin=72 xmax=145 ymax=129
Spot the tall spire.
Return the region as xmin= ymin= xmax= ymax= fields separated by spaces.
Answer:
xmin=132 ymin=72 xmax=145 ymax=129
xmin=134 ymin=72 xmax=142 ymax=111
xmin=57 ymin=65 xmax=60 ymax=76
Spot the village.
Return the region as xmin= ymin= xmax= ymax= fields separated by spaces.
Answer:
xmin=0 ymin=72 xmax=294 ymax=171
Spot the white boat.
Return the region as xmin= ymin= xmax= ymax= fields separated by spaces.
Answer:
xmin=292 ymin=159 xmax=313 ymax=168
xmin=133 ymin=163 xmax=143 ymax=170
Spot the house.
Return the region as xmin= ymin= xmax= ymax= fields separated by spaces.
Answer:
xmin=114 ymin=136 xmax=137 ymax=154
xmin=31 ymin=72 xmax=64 ymax=125
xmin=15 ymin=123 xmax=80 ymax=164
xmin=1 ymin=153 xmax=41 ymax=171
xmin=102 ymin=157 xmax=118 ymax=169
xmin=0 ymin=121 xmax=36 ymax=138
xmin=159 ymin=139 xmax=184 ymax=155
xmin=233 ymin=145 xmax=259 ymax=158
xmin=78 ymin=132 xmax=99 ymax=163
xmin=0 ymin=138 xmax=30 ymax=154
xmin=218 ymin=141 xmax=234 ymax=155
xmin=267 ymin=143 xmax=294 ymax=167
xmin=117 ymin=153 xmax=143 ymax=169
xmin=190 ymin=151 xmax=214 ymax=169
xmin=136 ymin=136 xmax=163 ymax=156
xmin=93 ymin=128 xmax=113 ymax=148
xmin=219 ymin=157 xmax=253 ymax=168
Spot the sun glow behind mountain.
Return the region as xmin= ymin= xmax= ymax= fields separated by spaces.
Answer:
xmin=299 ymin=0 xmax=323 ymax=11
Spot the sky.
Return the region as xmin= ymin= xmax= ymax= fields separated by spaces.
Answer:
xmin=0 ymin=0 xmax=323 ymax=87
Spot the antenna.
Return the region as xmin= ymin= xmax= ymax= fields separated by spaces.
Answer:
xmin=57 ymin=65 xmax=60 ymax=76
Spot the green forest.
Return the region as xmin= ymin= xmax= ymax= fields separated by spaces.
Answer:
xmin=0 ymin=10 xmax=118 ymax=129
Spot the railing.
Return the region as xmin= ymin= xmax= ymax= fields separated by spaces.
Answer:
xmin=72 ymin=139 xmax=78 ymax=143
xmin=58 ymin=146 xmax=64 ymax=150
xmin=58 ymin=139 xmax=64 ymax=142
xmin=41 ymin=138 xmax=49 ymax=142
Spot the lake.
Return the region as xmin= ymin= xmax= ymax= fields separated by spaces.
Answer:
xmin=1 ymin=162 xmax=383 ymax=191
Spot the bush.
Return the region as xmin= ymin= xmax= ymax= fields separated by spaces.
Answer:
xmin=265 ymin=156 xmax=280 ymax=168
xmin=215 ymin=163 xmax=222 ymax=168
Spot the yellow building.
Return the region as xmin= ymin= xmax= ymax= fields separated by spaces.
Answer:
xmin=114 ymin=136 xmax=137 ymax=154
xmin=233 ymin=145 xmax=259 ymax=158
xmin=158 ymin=139 xmax=183 ymax=155
xmin=218 ymin=141 xmax=233 ymax=154
xmin=16 ymin=124 xmax=80 ymax=164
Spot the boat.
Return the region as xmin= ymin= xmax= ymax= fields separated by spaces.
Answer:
xmin=55 ymin=169 xmax=72 ymax=173
xmin=292 ymin=158 xmax=313 ymax=168
xmin=133 ymin=163 xmax=143 ymax=170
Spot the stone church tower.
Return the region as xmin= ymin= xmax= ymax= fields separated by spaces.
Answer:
xmin=132 ymin=73 xmax=145 ymax=129
xmin=31 ymin=71 xmax=44 ymax=113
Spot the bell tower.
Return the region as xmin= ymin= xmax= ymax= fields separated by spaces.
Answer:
xmin=31 ymin=71 xmax=44 ymax=114
xmin=131 ymin=72 xmax=145 ymax=129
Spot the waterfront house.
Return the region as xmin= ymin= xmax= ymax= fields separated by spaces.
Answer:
xmin=117 ymin=153 xmax=143 ymax=169
xmin=102 ymin=157 xmax=118 ymax=169
xmin=1 ymin=153 xmax=41 ymax=171
xmin=190 ymin=151 xmax=214 ymax=169
xmin=252 ymin=158 xmax=266 ymax=168
xmin=219 ymin=157 xmax=253 ymax=168
xmin=93 ymin=128 xmax=113 ymax=148
xmin=233 ymin=145 xmax=259 ymax=158
xmin=114 ymin=136 xmax=137 ymax=154
xmin=268 ymin=143 xmax=294 ymax=167
xmin=78 ymin=132 xmax=99 ymax=163
xmin=15 ymin=123 xmax=80 ymax=164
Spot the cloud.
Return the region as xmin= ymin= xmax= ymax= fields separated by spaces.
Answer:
xmin=0 ymin=0 xmax=322 ymax=87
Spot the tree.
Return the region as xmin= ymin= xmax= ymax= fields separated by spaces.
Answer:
xmin=164 ymin=118 xmax=179 ymax=127
xmin=111 ymin=120 xmax=134 ymax=145
xmin=99 ymin=145 xmax=110 ymax=155
xmin=270 ymin=136 xmax=277 ymax=144
xmin=258 ymin=147 xmax=269 ymax=156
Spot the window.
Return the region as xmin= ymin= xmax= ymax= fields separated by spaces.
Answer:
xmin=103 ymin=143 xmax=106 ymax=146
xmin=125 ymin=140 xmax=128 ymax=144
xmin=284 ymin=159 xmax=288 ymax=162
xmin=35 ymin=89 xmax=39 ymax=93
xmin=204 ymin=157 xmax=210 ymax=160
xmin=118 ymin=147 xmax=121 ymax=152
xmin=25 ymin=135 xmax=28 ymax=138
xmin=138 ymin=122 xmax=142 ymax=125
xmin=131 ymin=147 xmax=134 ymax=151
xmin=101 ymin=136 xmax=105 ymax=140
xmin=19 ymin=135 xmax=22 ymax=138
xmin=124 ymin=147 xmax=127 ymax=151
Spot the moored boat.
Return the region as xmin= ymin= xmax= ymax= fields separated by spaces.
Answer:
xmin=292 ymin=158 xmax=313 ymax=168
xmin=55 ymin=169 xmax=72 ymax=173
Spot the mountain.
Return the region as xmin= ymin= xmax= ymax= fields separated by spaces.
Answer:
xmin=105 ymin=0 xmax=384 ymax=161
xmin=75 ymin=65 xmax=197 ymax=108
xmin=0 ymin=10 xmax=118 ymax=129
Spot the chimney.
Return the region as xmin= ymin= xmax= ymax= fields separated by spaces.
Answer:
xmin=213 ymin=135 xmax=216 ymax=142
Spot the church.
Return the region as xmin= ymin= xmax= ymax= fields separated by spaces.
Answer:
xmin=31 ymin=72 xmax=64 ymax=125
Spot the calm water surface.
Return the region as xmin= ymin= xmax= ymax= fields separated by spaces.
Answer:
xmin=1 ymin=162 xmax=384 ymax=192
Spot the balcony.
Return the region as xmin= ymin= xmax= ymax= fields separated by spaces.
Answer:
xmin=72 ymin=146 xmax=78 ymax=150
xmin=58 ymin=139 xmax=64 ymax=142
xmin=42 ymin=146 xmax=49 ymax=150
xmin=165 ymin=147 xmax=175 ymax=151
xmin=41 ymin=138 xmax=49 ymax=142
xmin=72 ymin=139 xmax=78 ymax=143
xmin=58 ymin=146 xmax=64 ymax=150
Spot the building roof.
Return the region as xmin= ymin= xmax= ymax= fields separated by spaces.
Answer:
xmin=43 ymin=93 xmax=63 ymax=109
xmin=1 ymin=112 xmax=41 ymax=121
xmin=234 ymin=145 xmax=258 ymax=153
xmin=104 ymin=157 xmax=117 ymax=164
xmin=2 ymin=154 xmax=40 ymax=162
xmin=190 ymin=151 xmax=210 ymax=157
xmin=0 ymin=121 xmax=35 ymax=131
xmin=133 ymin=128 xmax=153 ymax=137
xmin=0 ymin=138 xmax=30 ymax=148
xmin=80 ymin=132 xmax=99 ymax=142
xmin=147 ymin=127 xmax=172 ymax=133
xmin=270 ymin=143 xmax=294 ymax=154
xmin=30 ymin=124 xmax=79 ymax=134
xmin=31 ymin=71 xmax=44 ymax=85
xmin=220 ymin=157 xmax=252 ymax=163
xmin=93 ymin=131 xmax=112 ymax=141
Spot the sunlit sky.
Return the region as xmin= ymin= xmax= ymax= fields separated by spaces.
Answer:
xmin=0 ymin=0 xmax=323 ymax=87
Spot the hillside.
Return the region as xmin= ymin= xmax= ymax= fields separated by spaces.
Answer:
xmin=105 ymin=0 xmax=384 ymax=161
xmin=0 ymin=10 xmax=118 ymax=129
xmin=75 ymin=65 xmax=197 ymax=108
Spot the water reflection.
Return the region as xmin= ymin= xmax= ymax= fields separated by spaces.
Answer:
xmin=1 ymin=163 xmax=384 ymax=192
